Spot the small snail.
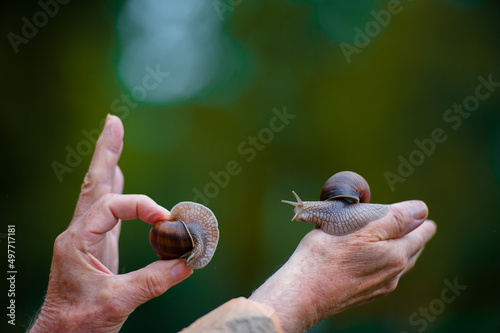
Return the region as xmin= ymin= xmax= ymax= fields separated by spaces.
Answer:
xmin=282 ymin=171 xmax=389 ymax=235
xmin=149 ymin=202 xmax=219 ymax=269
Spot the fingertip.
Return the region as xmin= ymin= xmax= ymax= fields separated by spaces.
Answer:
xmin=104 ymin=115 xmax=124 ymax=144
xmin=146 ymin=202 xmax=170 ymax=223
xmin=422 ymin=219 xmax=438 ymax=238
xmin=118 ymin=259 xmax=193 ymax=304
xmin=148 ymin=259 xmax=193 ymax=287
xmin=153 ymin=200 xmax=170 ymax=218
xmin=170 ymin=260 xmax=194 ymax=283
xmin=106 ymin=114 xmax=124 ymax=129
xmin=426 ymin=219 xmax=437 ymax=227
xmin=392 ymin=200 xmax=428 ymax=222
xmin=372 ymin=201 xmax=429 ymax=239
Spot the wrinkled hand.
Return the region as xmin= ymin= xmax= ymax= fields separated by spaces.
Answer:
xmin=250 ymin=201 xmax=436 ymax=333
xmin=30 ymin=115 xmax=193 ymax=333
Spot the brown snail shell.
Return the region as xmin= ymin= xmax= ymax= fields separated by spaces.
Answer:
xmin=320 ymin=171 xmax=370 ymax=203
xmin=282 ymin=171 xmax=388 ymax=235
xmin=149 ymin=202 xmax=219 ymax=269
xmin=149 ymin=220 xmax=194 ymax=260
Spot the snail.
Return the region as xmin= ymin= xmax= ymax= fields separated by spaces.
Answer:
xmin=282 ymin=171 xmax=389 ymax=235
xmin=149 ymin=202 xmax=219 ymax=269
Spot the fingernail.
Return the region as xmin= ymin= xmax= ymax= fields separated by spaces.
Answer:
xmin=171 ymin=261 xmax=192 ymax=283
xmin=402 ymin=201 xmax=428 ymax=221
xmin=105 ymin=114 xmax=112 ymax=129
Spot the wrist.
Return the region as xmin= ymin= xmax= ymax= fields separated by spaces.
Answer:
xmin=29 ymin=303 xmax=74 ymax=333
xmin=250 ymin=261 xmax=315 ymax=333
xmin=250 ymin=232 xmax=347 ymax=333
xmin=29 ymin=301 xmax=125 ymax=333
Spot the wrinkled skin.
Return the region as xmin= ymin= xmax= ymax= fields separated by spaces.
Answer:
xmin=30 ymin=115 xmax=436 ymax=333
xmin=251 ymin=200 xmax=436 ymax=333
xmin=30 ymin=115 xmax=193 ymax=333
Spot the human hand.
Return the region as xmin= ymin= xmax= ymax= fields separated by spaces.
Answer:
xmin=250 ymin=201 xmax=436 ymax=333
xmin=30 ymin=115 xmax=193 ymax=333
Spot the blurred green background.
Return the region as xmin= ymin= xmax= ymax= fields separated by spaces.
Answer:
xmin=2 ymin=0 xmax=500 ymax=332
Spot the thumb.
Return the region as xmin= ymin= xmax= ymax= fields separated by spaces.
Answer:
xmin=117 ymin=259 xmax=193 ymax=307
xmin=369 ymin=200 xmax=428 ymax=240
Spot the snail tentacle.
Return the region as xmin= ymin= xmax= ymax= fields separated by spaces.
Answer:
xmin=281 ymin=191 xmax=305 ymax=221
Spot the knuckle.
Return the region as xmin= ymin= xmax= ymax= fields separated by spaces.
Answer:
xmin=54 ymin=232 xmax=66 ymax=248
xmin=375 ymin=278 xmax=400 ymax=297
xmin=96 ymin=192 xmax=116 ymax=206
xmin=405 ymin=260 xmax=415 ymax=273
xmin=80 ymin=168 xmax=113 ymax=197
xmin=101 ymin=192 xmax=116 ymax=201
xmin=388 ymin=279 xmax=399 ymax=292
xmin=53 ymin=234 xmax=63 ymax=253
xmin=80 ymin=170 xmax=95 ymax=193
xmin=391 ymin=254 xmax=408 ymax=273
xmin=53 ymin=232 xmax=70 ymax=261
xmin=391 ymin=207 xmax=408 ymax=233
xmin=394 ymin=254 xmax=408 ymax=270
xmin=382 ymin=279 xmax=400 ymax=296
xmin=145 ymin=272 xmax=169 ymax=298
xmin=383 ymin=251 xmax=407 ymax=277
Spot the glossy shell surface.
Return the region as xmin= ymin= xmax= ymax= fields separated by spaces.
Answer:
xmin=149 ymin=220 xmax=194 ymax=260
xmin=320 ymin=171 xmax=371 ymax=203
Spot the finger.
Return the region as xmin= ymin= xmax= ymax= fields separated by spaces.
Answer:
xmin=109 ymin=166 xmax=125 ymax=240
xmin=402 ymin=248 xmax=424 ymax=275
xmin=401 ymin=220 xmax=437 ymax=259
xmin=116 ymin=259 xmax=193 ymax=307
xmin=77 ymin=194 xmax=170 ymax=244
xmin=75 ymin=115 xmax=124 ymax=217
xmin=109 ymin=219 xmax=122 ymax=244
xmin=393 ymin=220 xmax=436 ymax=276
xmin=369 ymin=201 xmax=429 ymax=240
xmin=112 ymin=165 xmax=124 ymax=194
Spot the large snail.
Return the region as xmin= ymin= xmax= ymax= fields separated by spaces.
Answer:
xmin=149 ymin=202 xmax=219 ymax=269
xmin=282 ymin=171 xmax=389 ymax=235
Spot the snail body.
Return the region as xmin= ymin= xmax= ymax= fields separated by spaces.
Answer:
xmin=149 ymin=202 xmax=219 ymax=269
xmin=282 ymin=171 xmax=388 ymax=235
